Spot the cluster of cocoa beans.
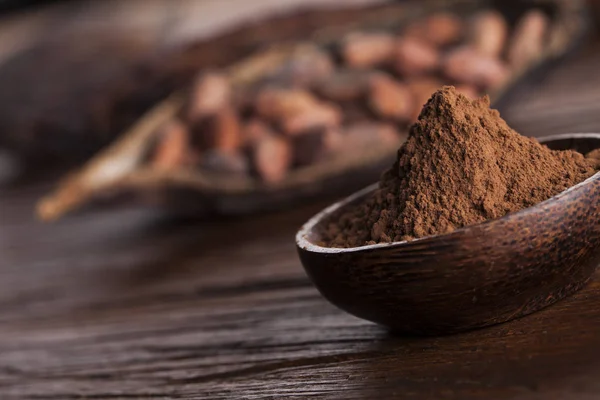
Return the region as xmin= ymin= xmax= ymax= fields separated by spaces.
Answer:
xmin=151 ymin=8 xmax=549 ymax=184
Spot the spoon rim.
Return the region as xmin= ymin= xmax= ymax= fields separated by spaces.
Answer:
xmin=296 ymin=132 xmax=600 ymax=254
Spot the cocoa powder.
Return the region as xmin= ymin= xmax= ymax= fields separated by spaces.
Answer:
xmin=321 ymin=86 xmax=597 ymax=247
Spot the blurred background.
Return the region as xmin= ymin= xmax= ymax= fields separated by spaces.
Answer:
xmin=0 ymin=0 xmax=599 ymax=220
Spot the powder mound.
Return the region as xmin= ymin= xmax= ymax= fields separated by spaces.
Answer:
xmin=321 ymin=86 xmax=596 ymax=247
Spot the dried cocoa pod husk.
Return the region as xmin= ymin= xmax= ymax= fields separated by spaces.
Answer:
xmin=468 ymin=10 xmax=508 ymax=58
xmin=341 ymin=32 xmax=395 ymax=68
xmin=37 ymin=94 xmax=184 ymax=221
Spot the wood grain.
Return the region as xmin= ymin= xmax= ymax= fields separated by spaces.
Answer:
xmin=3 ymin=179 xmax=600 ymax=399
xmin=3 ymin=3 xmax=600 ymax=400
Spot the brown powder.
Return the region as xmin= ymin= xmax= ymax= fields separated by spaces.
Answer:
xmin=586 ymin=148 xmax=600 ymax=169
xmin=321 ymin=86 xmax=596 ymax=247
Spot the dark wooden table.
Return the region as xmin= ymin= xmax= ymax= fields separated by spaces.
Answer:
xmin=4 ymin=14 xmax=600 ymax=400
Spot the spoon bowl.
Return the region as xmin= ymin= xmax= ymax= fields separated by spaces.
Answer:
xmin=296 ymin=133 xmax=600 ymax=335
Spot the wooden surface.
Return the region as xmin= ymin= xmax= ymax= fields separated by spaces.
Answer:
xmin=4 ymin=172 xmax=600 ymax=399
xmin=4 ymin=5 xmax=600 ymax=400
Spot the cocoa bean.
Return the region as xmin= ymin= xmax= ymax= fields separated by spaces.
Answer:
xmin=368 ymin=74 xmax=413 ymax=121
xmin=341 ymin=32 xmax=395 ymax=68
xmin=252 ymin=135 xmax=292 ymax=184
xmin=152 ymin=119 xmax=190 ymax=170
xmin=508 ymin=9 xmax=549 ymax=71
xmin=291 ymin=127 xmax=342 ymax=167
xmin=341 ymin=122 xmax=403 ymax=151
xmin=316 ymin=69 xmax=372 ymax=102
xmin=214 ymin=107 xmax=242 ymax=152
xmin=342 ymin=102 xmax=372 ymax=124
xmin=199 ymin=149 xmax=248 ymax=175
xmin=443 ymin=46 xmax=509 ymax=90
xmin=394 ymin=37 xmax=440 ymax=76
xmin=270 ymin=45 xmax=334 ymax=87
xmin=187 ymin=72 xmax=231 ymax=121
xmin=469 ymin=10 xmax=508 ymax=58
xmin=425 ymin=13 xmax=463 ymax=46
xmin=281 ymin=103 xmax=342 ymax=136
xmin=243 ymin=118 xmax=273 ymax=146
xmin=254 ymin=87 xmax=341 ymax=136
xmin=405 ymin=13 xmax=463 ymax=47
xmin=255 ymin=88 xmax=317 ymax=121
xmin=191 ymin=106 xmax=242 ymax=152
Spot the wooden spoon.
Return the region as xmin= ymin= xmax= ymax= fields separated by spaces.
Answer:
xmin=296 ymin=133 xmax=600 ymax=336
